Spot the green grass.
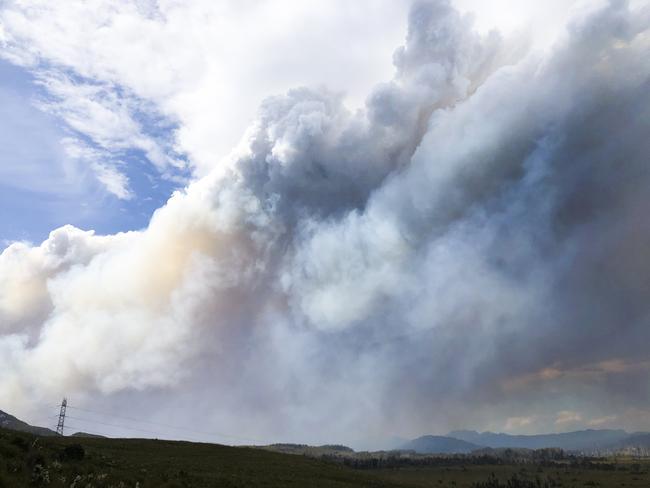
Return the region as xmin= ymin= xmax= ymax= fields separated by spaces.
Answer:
xmin=1 ymin=427 xmax=649 ymax=487
xmin=0 ymin=427 xmax=407 ymax=487
xmin=372 ymin=462 xmax=650 ymax=488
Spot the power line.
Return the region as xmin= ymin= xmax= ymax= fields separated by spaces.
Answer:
xmin=64 ymin=405 xmax=263 ymax=443
xmin=66 ymin=405 xmax=192 ymax=430
xmin=62 ymin=416 xmax=252 ymax=444
xmin=64 ymin=415 xmax=170 ymax=437
xmin=62 ymin=423 xmax=202 ymax=442
xmin=61 ymin=425 xmax=112 ymax=438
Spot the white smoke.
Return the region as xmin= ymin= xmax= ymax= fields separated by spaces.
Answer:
xmin=1 ymin=0 xmax=650 ymax=443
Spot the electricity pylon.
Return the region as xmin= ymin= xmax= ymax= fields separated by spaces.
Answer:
xmin=56 ymin=398 xmax=67 ymax=435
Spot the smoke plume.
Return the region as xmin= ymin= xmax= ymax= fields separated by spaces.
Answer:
xmin=1 ymin=0 xmax=650 ymax=445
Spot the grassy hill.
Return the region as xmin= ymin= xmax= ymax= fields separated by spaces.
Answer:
xmin=0 ymin=426 xmax=403 ymax=487
xmin=260 ymin=443 xmax=356 ymax=457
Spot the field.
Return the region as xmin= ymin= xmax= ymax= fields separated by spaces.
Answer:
xmin=374 ymin=462 xmax=650 ymax=487
xmin=1 ymin=427 xmax=649 ymax=487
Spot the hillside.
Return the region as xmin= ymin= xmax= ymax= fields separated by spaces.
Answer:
xmin=602 ymin=433 xmax=650 ymax=455
xmin=261 ymin=443 xmax=355 ymax=457
xmin=621 ymin=433 xmax=650 ymax=447
xmin=400 ymin=435 xmax=481 ymax=454
xmin=0 ymin=426 xmax=406 ymax=488
xmin=0 ymin=410 xmax=57 ymax=437
xmin=70 ymin=431 xmax=107 ymax=439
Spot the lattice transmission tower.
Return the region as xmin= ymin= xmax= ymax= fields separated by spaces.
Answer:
xmin=56 ymin=398 xmax=67 ymax=435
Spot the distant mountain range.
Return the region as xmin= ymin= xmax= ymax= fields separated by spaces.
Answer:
xmin=448 ymin=429 xmax=630 ymax=451
xmin=399 ymin=429 xmax=650 ymax=454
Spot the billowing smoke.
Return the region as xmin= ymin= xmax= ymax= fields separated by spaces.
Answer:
xmin=1 ymin=0 xmax=650 ymax=445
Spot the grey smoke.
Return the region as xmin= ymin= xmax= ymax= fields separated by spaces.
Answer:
xmin=1 ymin=0 xmax=650 ymax=445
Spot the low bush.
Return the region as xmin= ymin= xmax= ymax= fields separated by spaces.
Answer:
xmin=62 ymin=443 xmax=85 ymax=461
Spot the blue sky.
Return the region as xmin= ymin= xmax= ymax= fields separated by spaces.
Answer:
xmin=0 ymin=59 xmax=185 ymax=244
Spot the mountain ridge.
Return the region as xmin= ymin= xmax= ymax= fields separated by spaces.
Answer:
xmin=0 ymin=409 xmax=58 ymax=437
xmin=399 ymin=435 xmax=481 ymax=454
xmin=447 ymin=428 xmax=631 ymax=450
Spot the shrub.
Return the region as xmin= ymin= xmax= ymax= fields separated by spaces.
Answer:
xmin=25 ymin=451 xmax=46 ymax=470
xmin=0 ymin=442 xmax=20 ymax=459
xmin=63 ymin=444 xmax=85 ymax=461
xmin=30 ymin=464 xmax=50 ymax=486
xmin=10 ymin=436 xmax=29 ymax=452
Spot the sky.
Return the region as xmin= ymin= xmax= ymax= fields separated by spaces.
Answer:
xmin=0 ymin=0 xmax=649 ymax=447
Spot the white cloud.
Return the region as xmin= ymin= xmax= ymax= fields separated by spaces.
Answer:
xmin=505 ymin=416 xmax=537 ymax=431
xmin=0 ymin=0 xmax=413 ymax=179
xmin=587 ymin=415 xmax=618 ymax=427
xmin=555 ymin=411 xmax=583 ymax=426
xmin=91 ymin=163 xmax=132 ymax=200
xmin=61 ymin=138 xmax=133 ymax=200
xmin=0 ymin=0 xmax=594 ymax=200
xmin=453 ymin=0 xmax=605 ymax=44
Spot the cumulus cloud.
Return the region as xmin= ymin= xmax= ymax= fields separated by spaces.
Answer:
xmin=0 ymin=0 xmax=413 ymax=183
xmin=555 ymin=410 xmax=583 ymax=426
xmin=1 ymin=0 xmax=650 ymax=444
